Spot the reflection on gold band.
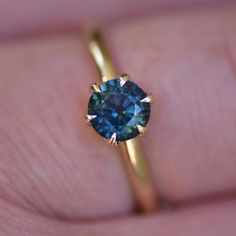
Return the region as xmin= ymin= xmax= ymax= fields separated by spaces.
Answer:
xmin=88 ymin=29 xmax=158 ymax=213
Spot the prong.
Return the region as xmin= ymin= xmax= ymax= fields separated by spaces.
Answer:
xmin=119 ymin=74 xmax=129 ymax=87
xmin=140 ymin=94 xmax=154 ymax=103
xmin=137 ymin=125 xmax=148 ymax=135
xmin=90 ymin=83 xmax=101 ymax=93
xmin=85 ymin=114 xmax=97 ymax=123
xmin=108 ymin=133 xmax=118 ymax=146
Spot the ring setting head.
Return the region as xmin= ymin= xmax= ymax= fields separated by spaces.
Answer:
xmin=86 ymin=75 xmax=152 ymax=144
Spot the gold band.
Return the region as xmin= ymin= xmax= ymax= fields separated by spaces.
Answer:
xmin=88 ymin=29 xmax=158 ymax=213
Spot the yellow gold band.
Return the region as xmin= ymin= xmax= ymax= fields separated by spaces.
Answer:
xmin=88 ymin=29 xmax=158 ymax=213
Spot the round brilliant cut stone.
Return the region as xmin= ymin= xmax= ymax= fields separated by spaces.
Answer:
xmin=88 ymin=78 xmax=150 ymax=141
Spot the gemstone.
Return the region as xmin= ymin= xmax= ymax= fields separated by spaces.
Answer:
xmin=88 ymin=78 xmax=151 ymax=141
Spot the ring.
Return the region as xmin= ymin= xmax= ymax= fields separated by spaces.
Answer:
xmin=85 ymin=29 xmax=158 ymax=213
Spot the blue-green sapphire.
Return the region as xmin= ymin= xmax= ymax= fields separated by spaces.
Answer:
xmin=88 ymin=78 xmax=151 ymax=141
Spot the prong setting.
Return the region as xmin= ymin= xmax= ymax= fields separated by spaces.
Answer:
xmin=87 ymin=78 xmax=151 ymax=142
xmin=137 ymin=125 xmax=148 ymax=135
xmin=140 ymin=94 xmax=154 ymax=103
xmin=119 ymin=74 xmax=129 ymax=87
xmin=90 ymin=83 xmax=101 ymax=93
xmin=108 ymin=133 xmax=118 ymax=146
xmin=85 ymin=114 xmax=97 ymax=123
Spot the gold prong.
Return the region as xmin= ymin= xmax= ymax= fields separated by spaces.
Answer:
xmin=108 ymin=133 xmax=118 ymax=146
xmin=137 ymin=125 xmax=148 ymax=135
xmin=85 ymin=114 xmax=97 ymax=123
xmin=140 ymin=94 xmax=154 ymax=103
xmin=119 ymin=74 xmax=129 ymax=87
xmin=90 ymin=83 xmax=101 ymax=93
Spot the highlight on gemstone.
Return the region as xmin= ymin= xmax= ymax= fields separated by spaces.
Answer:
xmin=87 ymin=78 xmax=151 ymax=142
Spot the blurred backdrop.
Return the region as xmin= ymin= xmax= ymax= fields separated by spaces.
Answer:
xmin=0 ymin=0 xmax=235 ymax=38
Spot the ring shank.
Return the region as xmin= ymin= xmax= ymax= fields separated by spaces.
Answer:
xmin=89 ymin=30 xmax=116 ymax=81
xmin=88 ymin=29 xmax=158 ymax=212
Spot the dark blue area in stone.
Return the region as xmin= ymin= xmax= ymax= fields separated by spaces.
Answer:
xmin=88 ymin=79 xmax=150 ymax=141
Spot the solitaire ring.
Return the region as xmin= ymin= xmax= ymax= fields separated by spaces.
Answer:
xmin=85 ymin=29 xmax=158 ymax=213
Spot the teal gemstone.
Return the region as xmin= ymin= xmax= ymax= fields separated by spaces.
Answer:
xmin=88 ymin=78 xmax=150 ymax=141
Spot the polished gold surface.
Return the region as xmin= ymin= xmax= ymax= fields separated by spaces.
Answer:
xmin=140 ymin=94 xmax=154 ymax=103
xmin=85 ymin=114 xmax=97 ymax=123
xmin=119 ymin=73 xmax=129 ymax=87
xmin=136 ymin=125 xmax=148 ymax=136
xmin=90 ymin=83 xmax=102 ymax=93
xmin=119 ymin=139 xmax=157 ymax=212
xmin=88 ymin=29 xmax=158 ymax=213
xmin=89 ymin=30 xmax=116 ymax=81
xmin=108 ymin=132 xmax=118 ymax=146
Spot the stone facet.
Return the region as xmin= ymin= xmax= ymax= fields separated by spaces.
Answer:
xmin=88 ymin=78 xmax=151 ymax=142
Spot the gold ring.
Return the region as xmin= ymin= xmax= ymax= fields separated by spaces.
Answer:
xmin=85 ymin=29 xmax=158 ymax=213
